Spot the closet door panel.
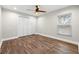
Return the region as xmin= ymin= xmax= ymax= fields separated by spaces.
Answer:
xmin=23 ymin=18 xmax=29 ymax=36
xmin=17 ymin=17 xmax=24 ymax=36
xmin=17 ymin=16 xmax=35 ymax=37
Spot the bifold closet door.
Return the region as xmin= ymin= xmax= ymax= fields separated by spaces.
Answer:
xmin=17 ymin=16 xmax=34 ymax=37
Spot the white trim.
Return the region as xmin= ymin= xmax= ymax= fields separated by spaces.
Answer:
xmin=37 ymin=33 xmax=78 ymax=45
xmin=0 ymin=36 xmax=18 ymax=48
xmin=0 ymin=34 xmax=78 ymax=48
xmin=2 ymin=36 xmax=18 ymax=41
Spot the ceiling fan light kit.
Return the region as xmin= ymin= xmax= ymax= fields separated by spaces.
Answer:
xmin=27 ymin=5 xmax=46 ymax=16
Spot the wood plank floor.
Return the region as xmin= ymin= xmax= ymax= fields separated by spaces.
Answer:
xmin=0 ymin=34 xmax=78 ymax=54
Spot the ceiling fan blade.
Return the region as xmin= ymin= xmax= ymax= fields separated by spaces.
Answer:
xmin=26 ymin=9 xmax=35 ymax=11
xmin=38 ymin=10 xmax=46 ymax=12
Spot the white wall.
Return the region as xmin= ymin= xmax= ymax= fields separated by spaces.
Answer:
xmin=0 ymin=7 xmax=2 ymax=47
xmin=0 ymin=7 xmax=2 ymax=40
xmin=2 ymin=9 xmax=36 ymax=39
xmin=2 ymin=9 xmax=18 ymax=39
xmin=37 ymin=6 xmax=79 ymax=43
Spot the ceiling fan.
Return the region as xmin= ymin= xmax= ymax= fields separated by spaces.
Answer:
xmin=27 ymin=5 xmax=46 ymax=14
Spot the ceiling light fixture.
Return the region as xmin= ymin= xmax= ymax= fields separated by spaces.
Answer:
xmin=14 ymin=7 xmax=16 ymax=10
xmin=35 ymin=12 xmax=40 ymax=16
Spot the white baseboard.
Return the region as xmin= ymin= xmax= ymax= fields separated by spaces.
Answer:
xmin=0 ymin=34 xmax=78 ymax=48
xmin=2 ymin=36 xmax=18 ymax=41
xmin=0 ymin=36 xmax=18 ymax=48
xmin=0 ymin=34 xmax=36 ymax=47
xmin=37 ymin=33 xmax=78 ymax=45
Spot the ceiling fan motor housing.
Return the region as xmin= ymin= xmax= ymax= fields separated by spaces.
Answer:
xmin=35 ymin=5 xmax=39 ymax=12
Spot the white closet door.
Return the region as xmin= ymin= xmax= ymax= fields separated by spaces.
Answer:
xmin=17 ymin=17 xmax=24 ymax=36
xmin=17 ymin=16 xmax=35 ymax=37
xmin=23 ymin=17 xmax=29 ymax=36
xmin=29 ymin=18 xmax=36 ymax=34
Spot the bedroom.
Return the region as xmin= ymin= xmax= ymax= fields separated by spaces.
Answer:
xmin=0 ymin=5 xmax=79 ymax=54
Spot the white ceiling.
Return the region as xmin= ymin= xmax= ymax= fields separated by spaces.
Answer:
xmin=2 ymin=5 xmax=70 ymax=16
